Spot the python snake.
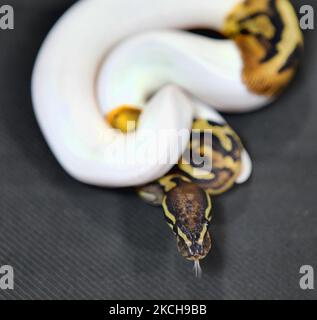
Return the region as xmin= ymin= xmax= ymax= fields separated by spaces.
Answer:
xmin=32 ymin=0 xmax=303 ymax=275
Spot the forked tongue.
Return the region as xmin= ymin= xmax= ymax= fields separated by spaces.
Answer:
xmin=193 ymin=260 xmax=202 ymax=278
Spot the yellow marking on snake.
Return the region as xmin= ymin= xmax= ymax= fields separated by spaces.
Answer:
xmin=162 ymin=195 xmax=176 ymax=225
xmin=198 ymin=224 xmax=208 ymax=245
xmin=177 ymin=227 xmax=192 ymax=247
xmin=106 ymin=105 xmax=141 ymax=133
xmin=204 ymin=190 xmax=212 ymax=222
xmin=159 ymin=174 xmax=191 ymax=193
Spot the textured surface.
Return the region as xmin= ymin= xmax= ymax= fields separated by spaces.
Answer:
xmin=0 ymin=0 xmax=316 ymax=300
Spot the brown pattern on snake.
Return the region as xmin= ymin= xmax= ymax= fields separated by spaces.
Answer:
xmin=223 ymin=0 xmax=303 ymax=97
xmin=164 ymin=178 xmax=210 ymax=232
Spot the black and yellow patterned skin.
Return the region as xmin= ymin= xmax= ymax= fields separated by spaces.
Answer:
xmin=178 ymin=120 xmax=243 ymax=196
xmin=161 ymin=175 xmax=212 ymax=261
xmin=138 ymin=119 xmax=243 ymax=261
xmin=223 ymin=0 xmax=303 ymax=96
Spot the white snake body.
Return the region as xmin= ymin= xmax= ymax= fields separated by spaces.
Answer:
xmin=31 ymin=0 xmax=273 ymax=187
xmin=32 ymin=0 xmax=303 ymax=267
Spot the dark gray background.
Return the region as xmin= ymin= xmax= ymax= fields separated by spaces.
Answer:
xmin=0 ymin=0 xmax=316 ymax=300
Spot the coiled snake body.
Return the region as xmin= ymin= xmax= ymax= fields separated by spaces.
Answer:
xmin=32 ymin=0 xmax=303 ymax=274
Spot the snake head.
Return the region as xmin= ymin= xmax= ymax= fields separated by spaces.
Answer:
xmin=177 ymin=231 xmax=212 ymax=261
